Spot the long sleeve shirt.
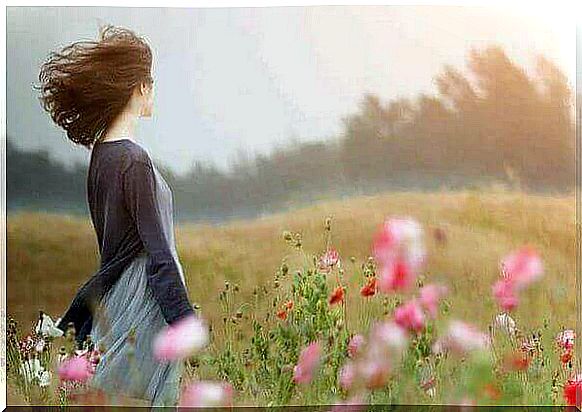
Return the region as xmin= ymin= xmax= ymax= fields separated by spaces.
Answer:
xmin=56 ymin=138 xmax=195 ymax=343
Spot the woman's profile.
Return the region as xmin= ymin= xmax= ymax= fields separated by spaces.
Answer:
xmin=36 ymin=24 xmax=196 ymax=406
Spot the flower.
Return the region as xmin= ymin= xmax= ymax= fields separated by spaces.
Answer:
xmin=563 ymin=373 xmax=582 ymax=407
xmin=19 ymin=358 xmax=44 ymax=384
xmin=293 ymin=341 xmax=322 ymax=384
xmin=284 ymin=300 xmax=294 ymax=311
xmin=38 ymin=370 xmax=52 ymax=387
xmin=557 ymin=329 xmax=576 ymax=351
xmin=358 ymin=359 xmax=390 ymax=389
xmin=492 ymin=279 xmax=519 ymax=312
xmin=57 ymin=356 xmax=93 ymax=383
xmin=493 ymin=312 xmax=517 ymax=337
xmin=347 ymin=334 xmax=365 ymax=358
xmin=501 ymin=246 xmax=543 ymax=289
xmin=503 ymin=352 xmax=531 ymax=372
xmin=329 ymin=286 xmax=345 ymax=306
xmin=419 ymin=284 xmax=448 ymax=319
xmin=394 ymin=299 xmax=426 ymax=333
xmin=35 ymin=312 xmax=64 ymax=338
xmin=370 ymin=321 xmax=409 ymax=357
xmin=338 ymin=362 xmax=355 ymax=390
xmin=360 ymin=277 xmax=377 ymax=297
xmin=319 ymin=248 xmax=341 ymax=272
xmin=373 ymin=217 xmax=425 ymax=293
xmin=34 ymin=339 xmax=46 ymax=353
xmin=19 ymin=334 xmax=37 ymax=356
xmin=153 ymin=314 xmax=209 ymax=361
xmin=561 ymin=351 xmax=573 ymax=365
xmin=276 ymin=309 xmax=288 ymax=321
xmin=433 ymin=320 xmax=490 ymax=355
xmin=179 ymin=381 xmax=234 ymax=408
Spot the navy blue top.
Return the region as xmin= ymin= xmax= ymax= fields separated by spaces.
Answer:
xmin=56 ymin=139 xmax=195 ymax=343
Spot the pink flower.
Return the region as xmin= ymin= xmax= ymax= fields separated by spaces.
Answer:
xmin=338 ymin=362 xmax=355 ymax=390
xmin=329 ymin=395 xmax=366 ymax=412
xmin=433 ymin=320 xmax=490 ymax=355
xmin=347 ymin=334 xmax=365 ymax=358
xmin=179 ymin=381 xmax=233 ymax=408
xmin=373 ymin=217 xmax=425 ymax=293
xmin=492 ymin=278 xmax=519 ymax=312
xmin=57 ymin=356 xmax=93 ymax=383
xmin=153 ymin=314 xmax=209 ymax=361
xmin=557 ymin=329 xmax=576 ymax=351
xmin=370 ymin=321 xmax=408 ymax=357
xmin=293 ymin=341 xmax=322 ymax=384
xmin=357 ymin=359 xmax=391 ymax=389
xmin=319 ymin=248 xmax=341 ymax=272
xmin=419 ymin=284 xmax=448 ymax=319
xmin=394 ymin=299 xmax=426 ymax=333
xmin=501 ymin=246 xmax=543 ymax=290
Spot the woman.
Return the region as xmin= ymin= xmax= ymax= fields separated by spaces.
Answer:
xmin=37 ymin=25 xmax=196 ymax=406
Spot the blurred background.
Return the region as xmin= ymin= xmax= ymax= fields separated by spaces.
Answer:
xmin=7 ymin=6 xmax=576 ymax=222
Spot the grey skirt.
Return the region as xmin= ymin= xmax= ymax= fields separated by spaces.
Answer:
xmin=88 ymin=251 xmax=184 ymax=406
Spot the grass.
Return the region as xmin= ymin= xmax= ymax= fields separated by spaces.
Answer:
xmin=6 ymin=187 xmax=577 ymax=405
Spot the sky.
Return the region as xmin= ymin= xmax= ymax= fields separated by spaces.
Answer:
xmin=6 ymin=6 xmax=576 ymax=175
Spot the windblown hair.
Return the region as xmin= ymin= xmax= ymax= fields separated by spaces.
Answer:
xmin=37 ymin=25 xmax=153 ymax=149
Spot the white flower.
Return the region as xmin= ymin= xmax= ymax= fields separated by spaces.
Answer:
xmin=34 ymin=339 xmax=46 ymax=353
xmin=38 ymin=370 xmax=52 ymax=387
xmin=19 ymin=358 xmax=44 ymax=384
xmin=494 ymin=313 xmax=516 ymax=336
xmin=35 ymin=313 xmax=63 ymax=338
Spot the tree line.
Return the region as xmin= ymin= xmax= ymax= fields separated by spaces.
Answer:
xmin=8 ymin=46 xmax=575 ymax=222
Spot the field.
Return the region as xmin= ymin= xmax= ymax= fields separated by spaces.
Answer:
xmin=6 ymin=188 xmax=578 ymax=407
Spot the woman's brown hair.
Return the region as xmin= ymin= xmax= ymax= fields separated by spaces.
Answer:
xmin=37 ymin=25 xmax=153 ymax=149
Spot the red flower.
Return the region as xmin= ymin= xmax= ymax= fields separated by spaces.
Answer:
xmin=329 ymin=286 xmax=345 ymax=306
xmin=360 ymin=277 xmax=377 ymax=297
xmin=483 ymin=383 xmax=501 ymax=400
xmin=284 ymin=300 xmax=294 ymax=311
xmin=561 ymin=351 xmax=573 ymax=365
xmin=563 ymin=374 xmax=582 ymax=407
xmin=276 ymin=310 xmax=287 ymax=321
xmin=505 ymin=353 xmax=531 ymax=372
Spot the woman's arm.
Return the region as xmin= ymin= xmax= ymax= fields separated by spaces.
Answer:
xmin=123 ymin=158 xmax=195 ymax=324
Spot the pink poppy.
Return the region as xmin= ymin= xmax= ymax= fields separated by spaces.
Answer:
xmin=419 ymin=284 xmax=448 ymax=319
xmin=492 ymin=279 xmax=519 ymax=312
xmin=179 ymin=381 xmax=234 ymax=408
xmin=557 ymin=329 xmax=576 ymax=351
xmin=329 ymin=395 xmax=366 ymax=412
xmin=338 ymin=362 xmax=355 ymax=390
xmin=433 ymin=320 xmax=490 ymax=355
xmin=319 ymin=248 xmax=341 ymax=272
xmin=373 ymin=217 xmax=425 ymax=293
xmin=347 ymin=334 xmax=365 ymax=358
xmin=57 ymin=356 xmax=93 ymax=383
xmin=501 ymin=246 xmax=543 ymax=290
xmin=153 ymin=314 xmax=209 ymax=361
xmin=369 ymin=321 xmax=408 ymax=357
xmin=394 ymin=300 xmax=426 ymax=333
xmin=293 ymin=341 xmax=322 ymax=384
xmin=357 ymin=358 xmax=391 ymax=389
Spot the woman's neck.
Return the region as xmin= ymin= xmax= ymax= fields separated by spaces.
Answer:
xmin=102 ymin=109 xmax=138 ymax=142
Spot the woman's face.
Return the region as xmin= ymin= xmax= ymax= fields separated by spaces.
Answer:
xmin=139 ymin=80 xmax=154 ymax=118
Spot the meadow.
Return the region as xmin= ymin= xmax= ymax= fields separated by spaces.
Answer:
xmin=6 ymin=187 xmax=578 ymax=407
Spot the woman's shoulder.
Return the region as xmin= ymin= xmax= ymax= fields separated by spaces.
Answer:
xmin=116 ymin=140 xmax=154 ymax=172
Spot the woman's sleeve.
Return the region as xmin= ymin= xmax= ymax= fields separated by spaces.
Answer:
xmin=123 ymin=159 xmax=195 ymax=325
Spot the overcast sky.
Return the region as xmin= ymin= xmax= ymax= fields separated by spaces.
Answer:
xmin=7 ymin=6 xmax=575 ymax=175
